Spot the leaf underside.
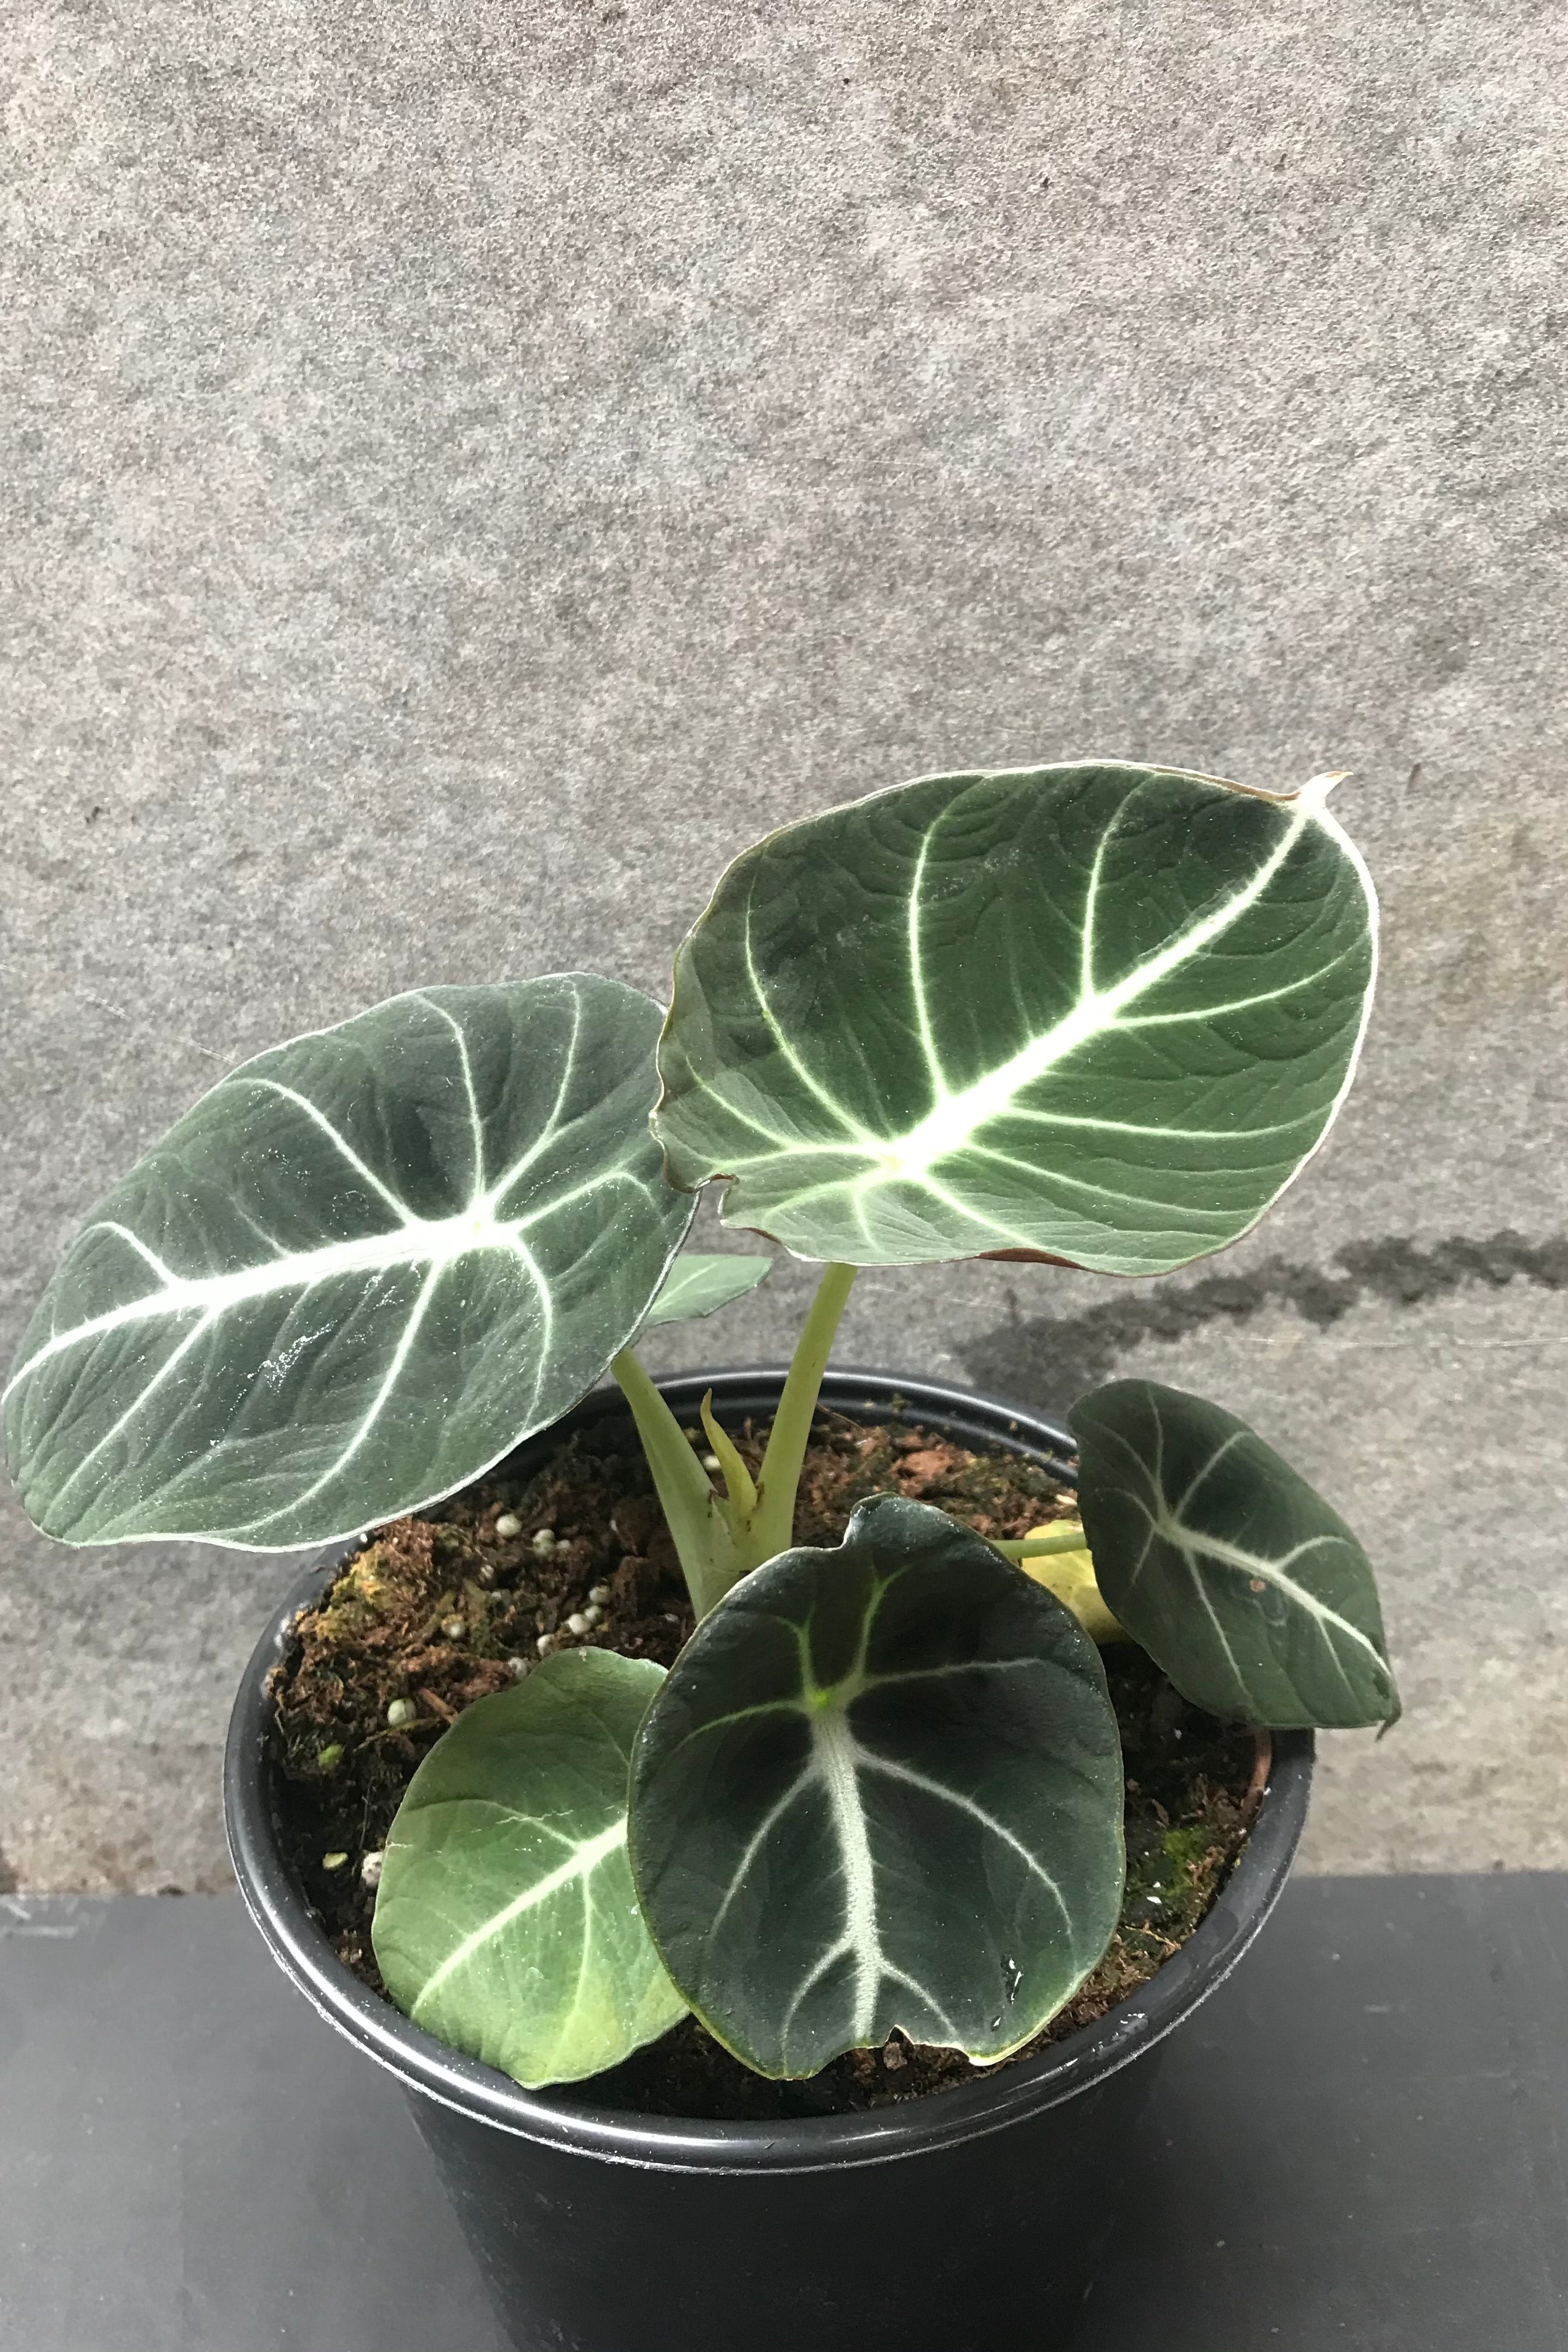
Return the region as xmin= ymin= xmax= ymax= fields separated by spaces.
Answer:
xmin=1071 ymin=1379 xmax=1399 ymax=1729
xmin=372 ymin=1649 xmax=687 ymax=2089
xmin=641 ymin=1252 xmax=773 ymax=1328
xmin=4 ymin=978 xmax=694 ymax=1547
xmin=653 ymin=762 xmax=1377 ymax=1271
xmin=628 ymin=1496 xmax=1126 ymax=2079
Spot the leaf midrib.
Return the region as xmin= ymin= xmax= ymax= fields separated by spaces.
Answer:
xmin=870 ymin=793 xmax=1318 ymax=1175
xmin=1138 ymin=1493 xmax=1388 ymax=1681
xmin=406 ymin=1816 xmax=629 ymax=2019
xmin=708 ymin=1663 xmax=1082 ymax=2054
xmin=701 ymin=788 xmax=1325 ymax=1191
xmin=3 ymin=1166 xmax=653 ymax=1402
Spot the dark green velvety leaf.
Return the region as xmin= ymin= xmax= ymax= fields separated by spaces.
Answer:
xmin=641 ymin=1252 xmax=773 ymax=1327
xmin=5 ymin=978 xmax=693 ymax=1548
xmin=654 ymin=763 xmax=1377 ymax=1271
xmin=627 ymin=1495 xmax=1124 ymax=2079
xmin=1071 ymin=1379 xmax=1398 ymax=1729
xmin=372 ymin=1648 xmax=685 ymax=2088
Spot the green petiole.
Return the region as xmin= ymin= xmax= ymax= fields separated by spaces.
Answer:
xmin=744 ymin=1261 xmax=857 ymax=1569
xmin=992 ymin=1527 xmax=1090 ymax=1562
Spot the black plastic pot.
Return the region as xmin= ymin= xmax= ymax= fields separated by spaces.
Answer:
xmin=226 ymin=1368 xmax=1312 ymax=2352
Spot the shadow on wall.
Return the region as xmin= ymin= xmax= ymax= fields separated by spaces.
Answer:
xmin=958 ymin=1232 xmax=1568 ymax=1418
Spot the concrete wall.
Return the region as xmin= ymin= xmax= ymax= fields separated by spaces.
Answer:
xmin=4 ymin=1 xmax=1564 ymax=1891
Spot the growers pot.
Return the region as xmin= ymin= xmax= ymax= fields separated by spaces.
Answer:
xmin=227 ymin=1368 xmax=1313 ymax=2352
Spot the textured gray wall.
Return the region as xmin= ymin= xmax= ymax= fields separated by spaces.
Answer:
xmin=3 ymin=2 xmax=1564 ymax=1892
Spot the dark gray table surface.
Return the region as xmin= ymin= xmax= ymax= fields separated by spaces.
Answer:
xmin=2 ymin=1876 xmax=1564 ymax=2351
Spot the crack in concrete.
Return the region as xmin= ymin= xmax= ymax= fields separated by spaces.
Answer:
xmin=960 ymin=1231 xmax=1568 ymax=1413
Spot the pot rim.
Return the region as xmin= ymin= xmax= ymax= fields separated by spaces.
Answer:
xmin=225 ymin=1365 xmax=1312 ymax=2177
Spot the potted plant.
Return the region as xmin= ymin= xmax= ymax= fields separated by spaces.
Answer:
xmin=4 ymin=761 xmax=1395 ymax=2352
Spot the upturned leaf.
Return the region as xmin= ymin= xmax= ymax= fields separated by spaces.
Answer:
xmin=1070 ymin=1380 xmax=1398 ymax=1729
xmin=654 ymin=763 xmax=1377 ymax=1271
xmin=641 ymin=1252 xmax=773 ymax=1327
xmin=372 ymin=1649 xmax=686 ymax=2088
xmin=4 ymin=979 xmax=693 ymax=1548
xmin=627 ymin=1496 xmax=1125 ymax=2079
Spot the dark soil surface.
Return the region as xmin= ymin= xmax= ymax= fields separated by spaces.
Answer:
xmin=270 ymin=1404 xmax=1262 ymax=2119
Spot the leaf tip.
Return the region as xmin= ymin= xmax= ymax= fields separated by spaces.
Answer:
xmin=1296 ymin=769 xmax=1353 ymax=811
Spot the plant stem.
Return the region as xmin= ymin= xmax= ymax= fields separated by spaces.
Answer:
xmin=610 ymin=1349 xmax=738 ymax=1619
xmin=613 ymin=1260 xmax=856 ymax=1619
xmin=991 ymin=1527 xmax=1089 ymax=1561
xmin=744 ymin=1261 xmax=858 ymax=1567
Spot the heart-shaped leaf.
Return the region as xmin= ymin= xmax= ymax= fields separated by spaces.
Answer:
xmin=4 ymin=978 xmax=694 ymax=1548
xmin=372 ymin=1648 xmax=686 ymax=2088
xmin=654 ymin=763 xmax=1377 ymax=1271
xmin=641 ymin=1252 xmax=773 ymax=1328
xmin=627 ymin=1496 xmax=1124 ymax=2078
xmin=1070 ymin=1379 xmax=1398 ymax=1729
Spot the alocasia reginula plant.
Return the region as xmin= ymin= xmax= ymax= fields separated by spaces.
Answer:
xmin=4 ymin=761 xmax=1396 ymax=2089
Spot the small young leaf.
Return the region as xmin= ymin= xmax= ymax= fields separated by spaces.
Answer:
xmin=654 ymin=763 xmax=1377 ymax=1273
xmin=699 ymin=1390 xmax=758 ymax=1517
xmin=627 ymin=1496 xmax=1124 ymax=2079
xmin=640 ymin=1252 xmax=773 ymax=1328
xmin=372 ymin=1649 xmax=686 ymax=2089
xmin=1070 ymin=1379 xmax=1398 ymax=1729
xmin=4 ymin=978 xmax=694 ymax=1548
